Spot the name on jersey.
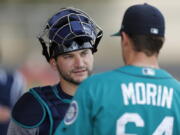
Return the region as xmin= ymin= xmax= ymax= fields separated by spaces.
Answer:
xmin=121 ymin=82 xmax=173 ymax=109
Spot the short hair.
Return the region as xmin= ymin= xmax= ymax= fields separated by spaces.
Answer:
xmin=128 ymin=34 xmax=165 ymax=56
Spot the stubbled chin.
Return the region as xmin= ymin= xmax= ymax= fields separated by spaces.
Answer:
xmin=73 ymin=73 xmax=88 ymax=82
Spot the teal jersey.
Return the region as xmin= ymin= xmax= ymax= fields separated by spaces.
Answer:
xmin=55 ymin=66 xmax=180 ymax=135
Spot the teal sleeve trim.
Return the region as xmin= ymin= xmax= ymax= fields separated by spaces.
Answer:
xmin=11 ymin=90 xmax=46 ymax=129
xmin=30 ymin=88 xmax=54 ymax=135
xmin=52 ymin=85 xmax=72 ymax=103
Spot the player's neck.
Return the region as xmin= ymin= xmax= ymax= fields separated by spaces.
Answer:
xmin=126 ymin=52 xmax=159 ymax=69
xmin=59 ymin=79 xmax=78 ymax=96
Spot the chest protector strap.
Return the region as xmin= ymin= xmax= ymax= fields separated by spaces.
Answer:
xmin=12 ymin=85 xmax=70 ymax=135
xmin=30 ymin=86 xmax=70 ymax=135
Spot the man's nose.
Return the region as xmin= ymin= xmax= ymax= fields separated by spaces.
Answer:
xmin=74 ymin=56 xmax=84 ymax=67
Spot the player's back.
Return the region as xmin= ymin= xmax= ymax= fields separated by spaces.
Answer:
xmin=89 ymin=65 xmax=180 ymax=135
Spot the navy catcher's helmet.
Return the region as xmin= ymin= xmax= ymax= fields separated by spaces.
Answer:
xmin=38 ymin=7 xmax=103 ymax=62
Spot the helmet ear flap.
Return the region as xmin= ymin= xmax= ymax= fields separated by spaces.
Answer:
xmin=49 ymin=42 xmax=57 ymax=59
xmin=38 ymin=37 xmax=50 ymax=62
xmin=93 ymin=30 xmax=103 ymax=53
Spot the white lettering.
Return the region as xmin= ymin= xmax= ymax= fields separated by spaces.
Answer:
xmin=135 ymin=83 xmax=146 ymax=104
xmin=157 ymin=85 xmax=162 ymax=106
xmin=121 ymin=83 xmax=136 ymax=105
xmin=121 ymin=83 xmax=173 ymax=109
xmin=147 ymin=83 xmax=157 ymax=106
xmin=161 ymin=87 xmax=173 ymax=109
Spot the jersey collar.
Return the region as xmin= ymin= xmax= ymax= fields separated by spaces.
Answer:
xmin=117 ymin=65 xmax=173 ymax=79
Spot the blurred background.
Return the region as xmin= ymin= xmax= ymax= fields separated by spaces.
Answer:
xmin=0 ymin=0 xmax=180 ymax=89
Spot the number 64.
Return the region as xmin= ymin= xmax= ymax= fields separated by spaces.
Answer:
xmin=116 ymin=113 xmax=174 ymax=135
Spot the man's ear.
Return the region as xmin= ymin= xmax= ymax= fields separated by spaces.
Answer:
xmin=121 ymin=32 xmax=135 ymax=54
xmin=49 ymin=58 xmax=57 ymax=71
xmin=121 ymin=32 xmax=129 ymax=46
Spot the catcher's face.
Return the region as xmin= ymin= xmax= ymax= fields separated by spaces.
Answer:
xmin=55 ymin=49 xmax=94 ymax=85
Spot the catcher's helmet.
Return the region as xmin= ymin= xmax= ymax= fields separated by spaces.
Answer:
xmin=38 ymin=7 xmax=103 ymax=62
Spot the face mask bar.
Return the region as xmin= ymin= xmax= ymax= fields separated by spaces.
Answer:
xmin=37 ymin=7 xmax=103 ymax=62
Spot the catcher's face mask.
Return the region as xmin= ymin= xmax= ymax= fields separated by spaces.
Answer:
xmin=38 ymin=7 xmax=103 ymax=62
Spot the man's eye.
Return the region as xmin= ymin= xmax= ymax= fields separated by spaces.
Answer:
xmin=81 ymin=51 xmax=89 ymax=56
xmin=63 ymin=55 xmax=73 ymax=59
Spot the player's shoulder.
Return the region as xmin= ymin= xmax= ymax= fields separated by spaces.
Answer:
xmin=0 ymin=68 xmax=26 ymax=87
xmin=78 ymin=68 xmax=122 ymax=91
xmin=11 ymin=89 xmax=46 ymax=128
xmin=86 ymin=68 xmax=122 ymax=82
xmin=0 ymin=68 xmax=12 ymax=84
